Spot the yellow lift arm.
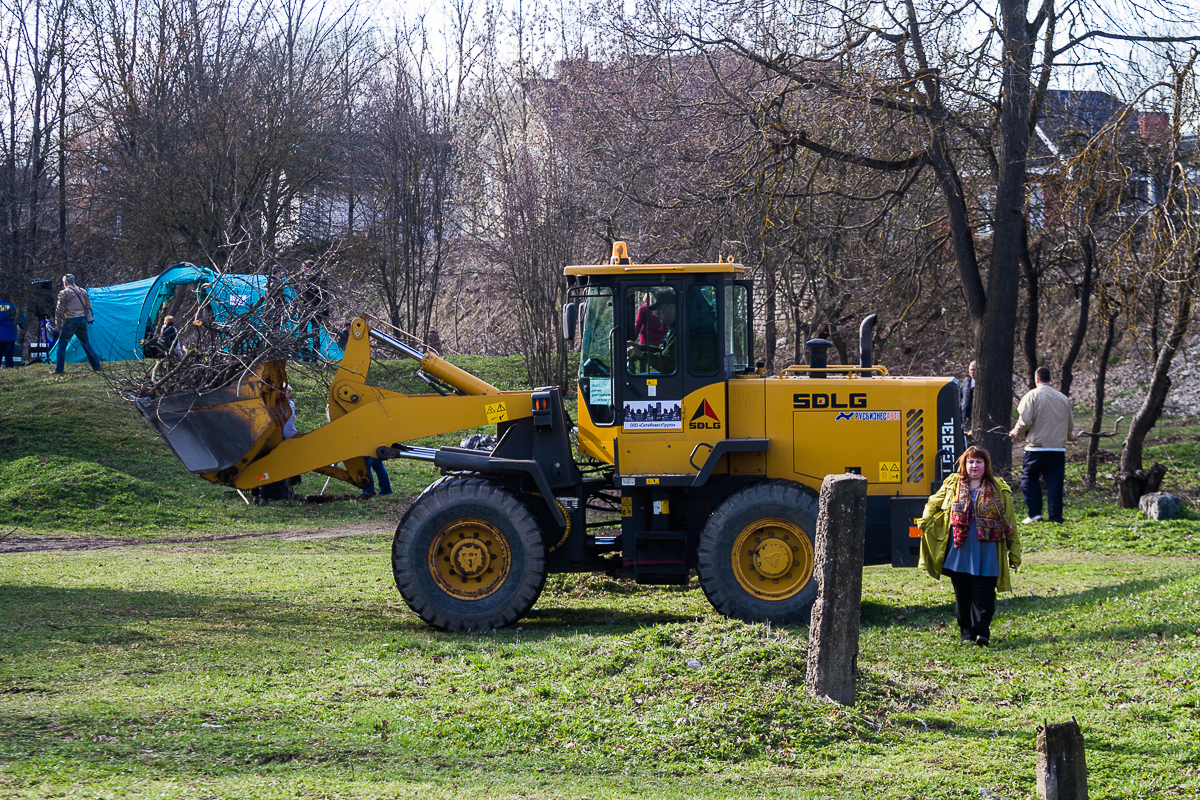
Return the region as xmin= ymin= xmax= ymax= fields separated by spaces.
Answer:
xmin=140 ymin=318 xmax=535 ymax=492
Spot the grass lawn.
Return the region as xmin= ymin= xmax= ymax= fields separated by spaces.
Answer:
xmin=1 ymin=361 xmax=1198 ymax=797
xmin=0 ymin=534 xmax=1197 ymax=798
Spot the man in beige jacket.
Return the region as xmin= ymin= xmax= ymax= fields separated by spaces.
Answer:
xmin=1010 ymin=366 xmax=1077 ymax=523
xmin=53 ymin=274 xmax=102 ymax=373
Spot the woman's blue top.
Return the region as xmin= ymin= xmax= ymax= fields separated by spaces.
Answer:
xmin=943 ymin=487 xmax=1000 ymax=577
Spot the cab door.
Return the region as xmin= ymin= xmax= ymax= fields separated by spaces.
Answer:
xmin=618 ymin=280 xmax=727 ymax=476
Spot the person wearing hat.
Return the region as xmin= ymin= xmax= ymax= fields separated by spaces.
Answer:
xmin=52 ymin=274 xmax=102 ymax=373
xmin=628 ymin=291 xmax=677 ymax=373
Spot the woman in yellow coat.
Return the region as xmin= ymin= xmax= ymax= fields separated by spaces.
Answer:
xmin=918 ymin=445 xmax=1021 ymax=646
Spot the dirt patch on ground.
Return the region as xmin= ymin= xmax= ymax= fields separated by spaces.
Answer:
xmin=0 ymin=523 xmax=384 ymax=553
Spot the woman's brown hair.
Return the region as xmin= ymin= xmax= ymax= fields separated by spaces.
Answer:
xmin=956 ymin=445 xmax=996 ymax=483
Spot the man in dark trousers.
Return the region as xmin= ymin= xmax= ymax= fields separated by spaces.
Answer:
xmin=1010 ymin=367 xmax=1077 ymax=523
xmin=0 ymin=295 xmax=22 ymax=368
xmin=960 ymin=360 xmax=977 ymax=433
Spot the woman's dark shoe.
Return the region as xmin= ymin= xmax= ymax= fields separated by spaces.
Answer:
xmin=959 ymin=628 xmax=974 ymax=643
xmin=975 ymin=635 xmax=990 ymax=647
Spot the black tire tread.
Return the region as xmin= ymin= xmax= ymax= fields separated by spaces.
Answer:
xmin=696 ymin=480 xmax=819 ymax=624
xmin=393 ymin=478 xmax=546 ymax=631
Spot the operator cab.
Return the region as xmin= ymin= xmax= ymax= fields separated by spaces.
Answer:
xmin=565 ymin=242 xmax=754 ymax=477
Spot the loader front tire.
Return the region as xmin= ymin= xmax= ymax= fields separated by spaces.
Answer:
xmin=393 ymin=478 xmax=546 ymax=631
xmin=697 ymin=481 xmax=819 ymax=625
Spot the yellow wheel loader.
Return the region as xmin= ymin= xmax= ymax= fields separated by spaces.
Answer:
xmin=137 ymin=243 xmax=965 ymax=630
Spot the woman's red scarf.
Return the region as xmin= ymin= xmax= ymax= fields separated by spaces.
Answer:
xmin=949 ymin=478 xmax=1010 ymax=547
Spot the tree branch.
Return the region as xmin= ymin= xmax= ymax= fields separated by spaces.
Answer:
xmin=1054 ymin=31 xmax=1200 ymax=58
xmin=774 ymin=130 xmax=927 ymax=172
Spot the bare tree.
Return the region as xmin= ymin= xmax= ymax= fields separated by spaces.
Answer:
xmin=1087 ymin=54 xmax=1200 ymax=506
xmin=77 ymin=0 xmax=371 ymax=275
xmin=0 ymin=0 xmax=74 ymax=301
xmin=356 ymin=26 xmax=459 ymax=341
xmin=611 ymin=0 xmax=1200 ymax=471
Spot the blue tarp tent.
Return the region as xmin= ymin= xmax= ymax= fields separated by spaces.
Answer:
xmin=55 ymin=263 xmax=342 ymax=363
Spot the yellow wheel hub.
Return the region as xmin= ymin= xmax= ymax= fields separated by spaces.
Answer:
xmin=730 ymin=518 xmax=814 ymax=600
xmin=428 ymin=519 xmax=511 ymax=600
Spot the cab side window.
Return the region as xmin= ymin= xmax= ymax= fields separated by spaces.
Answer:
xmin=688 ymin=285 xmax=718 ymax=375
xmin=724 ymin=284 xmax=750 ymax=372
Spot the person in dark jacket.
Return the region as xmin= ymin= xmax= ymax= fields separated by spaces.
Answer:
xmin=158 ymin=316 xmax=182 ymax=357
xmin=0 ymin=296 xmax=22 ymax=368
xmin=40 ymin=315 xmax=58 ymax=346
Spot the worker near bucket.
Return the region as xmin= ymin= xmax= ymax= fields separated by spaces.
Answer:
xmin=53 ymin=274 xmax=102 ymax=374
xmin=253 ymin=384 xmax=299 ymax=504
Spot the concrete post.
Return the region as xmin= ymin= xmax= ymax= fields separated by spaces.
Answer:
xmin=1037 ymin=719 xmax=1088 ymax=799
xmin=805 ymin=473 xmax=868 ymax=706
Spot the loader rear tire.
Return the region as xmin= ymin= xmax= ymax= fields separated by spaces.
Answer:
xmin=697 ymin=481 xmax=819 ymax=625
xmin=393 ymin=478 xmax=546 ymax=631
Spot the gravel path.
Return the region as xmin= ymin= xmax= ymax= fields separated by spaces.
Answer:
xmin=0 ymin=523 xmax=383 ymax=553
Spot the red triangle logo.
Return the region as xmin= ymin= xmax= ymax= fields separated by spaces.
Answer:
xmin=689 ymin=399 xmax=719 ymax=422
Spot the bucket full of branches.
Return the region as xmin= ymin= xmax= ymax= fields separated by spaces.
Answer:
xmin=114 ymin=266 xmax=334 ymax=475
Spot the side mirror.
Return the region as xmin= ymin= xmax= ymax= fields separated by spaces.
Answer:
xmin=562 ymin=302 xmax=578 ymax=340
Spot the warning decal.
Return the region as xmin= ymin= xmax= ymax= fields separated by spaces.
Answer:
xmin=485 ymin=401 xmax=509 ymax=424
xmin=879 ymin=461 xmax=901 ymax=483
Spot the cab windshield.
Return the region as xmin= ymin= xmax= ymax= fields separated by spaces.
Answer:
xmin=575 ymin=286 xmax=616 ymax=425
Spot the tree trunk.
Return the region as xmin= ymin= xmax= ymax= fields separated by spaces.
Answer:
xmin=977 ymin=0 xmax=1037 ymax=477
xmin=764 ymin=257 xmax=777 ymax=372
xmin=1022 ymin=227 xmax=1040 ymax=391
xmin=1149 ymin=278 xmax=1165 ymax=362
xmin=1117 ymin=287 xmax=1192 ymax=506
xmin=1085 ymin=310 xmax=1117 ymax=489
xmin=58 ymin=52 xmax=67 ymax=270
xmin=794 ymin=312 xmax=808 ymax=366
xmin=1060 ymin=233 xmax=1095 ymax=398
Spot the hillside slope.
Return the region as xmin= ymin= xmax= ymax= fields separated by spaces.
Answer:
xmin=0 ymin=356 xmax=531 ymax=536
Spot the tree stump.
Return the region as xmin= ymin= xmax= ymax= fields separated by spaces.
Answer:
xmin=1037 ymin=719 xmax=1088 ymax=799
xmin=1116 ymin=463 xmax=1168 ymax=509
xmin=805 ymin=473 xmax=868 ymax=706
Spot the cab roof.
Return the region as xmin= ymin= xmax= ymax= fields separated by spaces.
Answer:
xmin=563 ymin=262 xmax=745 ymax=276
xmin=564 ymin=241 xmax=745 ymax=277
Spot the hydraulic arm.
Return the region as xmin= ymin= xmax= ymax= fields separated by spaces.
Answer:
xmin=139 ymin=317 xmax=537 ymax=493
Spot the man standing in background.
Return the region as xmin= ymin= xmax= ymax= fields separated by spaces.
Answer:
xmin=1010 ymin=367 xmax=1077 ymax=524
xmin=960 ymin=360 xmax=977 ymax=433
xmin=54 ymin=275 xmax=102 ymax=374
xmin=0 ymin=294 xmax=23 ymax=368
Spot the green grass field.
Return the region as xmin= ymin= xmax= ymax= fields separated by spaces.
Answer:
xmin=1 ymin=363 xmax=1198 ymax=798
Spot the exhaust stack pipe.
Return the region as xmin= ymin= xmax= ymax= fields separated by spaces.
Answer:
xmin=805 ymin=338 xmax=833 ymax=379
xmin=859 ymin=314 xmax=878 ymax=368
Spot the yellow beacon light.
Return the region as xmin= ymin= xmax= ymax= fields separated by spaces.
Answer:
xmin=610 ymin=241 xmax=630 ymax=265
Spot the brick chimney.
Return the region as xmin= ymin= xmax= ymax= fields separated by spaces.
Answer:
xmin=1139 ymin=112 xmax=1170 ymax=144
